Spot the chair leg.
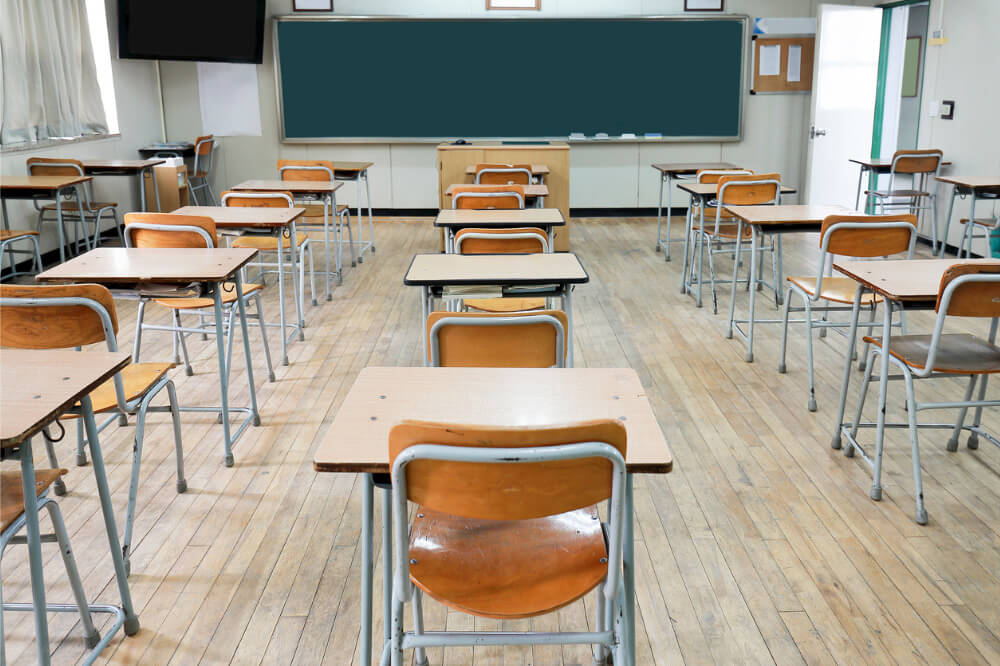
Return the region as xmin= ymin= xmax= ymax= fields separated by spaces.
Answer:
xmin=707 ymin=238 xmax=719 ymax=315
xmin=778 ymin=286 xmax=794 ymax=375
xmin=967 ymin=374 xmax=989 ymax=450
xmin=901 ymin=371 xmax=928 ymax=524
xmin=803 ymin=298 xmax=818 ymax=412
xmin=165 ymin=380 xmax=188 ymax=492
xmin=75 ymin=418 xmax=88 ymax=467
xmin=946 ymin=376 xmax=978 ymax=452
xmin=42 ymin=432 xmax=67 ymax=496
xmin=253 ymin=293 xmax=276 ymax=382
xmin=133 ymin=300 xmax=147 ymax=363
xmin=411 ymin=588 xmax=429 ymax=666
xmin=845 ymin=347 xmax=877 ymax=459
xmin=390 ymin=597 xmax=405 ymax=666
xmin=174 ymin=310 xmax=194 ymax=376
xmin=695 ymin=231 xmax=705 ymax=308
xmin=42 ymin=498 xmax=102 ymax=649
xmin=344 ymin=210 xmax=357 ymax=267
xmin=859 ymin=304 xmax=878 ymax=372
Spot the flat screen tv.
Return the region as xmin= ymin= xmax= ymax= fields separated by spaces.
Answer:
xmin=118 ymin=0 xmax=266 ymax=64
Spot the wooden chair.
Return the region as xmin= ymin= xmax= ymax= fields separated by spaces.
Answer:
xmin=778 ymin=214 xmax=918 ymax=411
xmin=693 ymin=173 xmax=782 ymax=314
xmin=221 ymin=190 xmax=317 ymax=308
xmin=426 ymin=310 xmax=568 ymax=367
xmin=124 ymin=212 xmax=276 ymax=383
xmin=27 ymin=157 xmax=122 ymax=253
xmin=188 ymin=135 xmax=217 ymax=205
xmin=451 ymin=226 xmax=550 ymax=314
xmin=956 ymin=198 xmax=1000 ymax=258
xmin=451 ymin=184 xmax=524 ymax=210
xmin=0 ymin=283 xmax=186 ymax=574
xmin=0 ymin=467 xmax=105 ymax=662
xmin=276 ymin=159 xmax=357 ymax=270
xmin=864 ymin=149 xmax=943 ymax=249
xmin=848 ymin=264 xmax=1000 ymax=524
xmin=388 ymin=419 xmax=629 ymax=664
xmin=0 ymin=229 xmax=42 ymax=280
xmin=474 ymin=163 xmax=533 ymax=186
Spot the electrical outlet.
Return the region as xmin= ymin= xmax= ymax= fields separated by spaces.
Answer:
xmin=929 ymin=100 xmax=939 ymax=117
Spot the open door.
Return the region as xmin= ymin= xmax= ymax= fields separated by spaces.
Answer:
xmin=804 ymin=4 xmax=883 ymax=207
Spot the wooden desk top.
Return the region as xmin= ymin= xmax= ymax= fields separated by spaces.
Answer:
xmin=174 ymin=205 xmax=305 ymax=229
xmin=330 ymin=161 xmax=374 ymax=172
xmin=835 ymin=259 xmax=1000 ymax=302
xmin=313 ymin=367 xmax=672 ymax=474
xmin=404 ymin=252 xmax=588 ymax=286
xmin=232 ymin=180 xmax=344 ymax=194
xmin=935 ymin=176 xmax=1000 ymax=190
xmin=36 ymin=248 xmax=258 ymax=285
xmin=434 ymin=208 xmax=565 ymax=228
xmin=1 ymin=175 xmax=92 ymax=192
xmin=723 ymin=204 xmax=854 ymax=226
xmin=464 ymin=164 xmax=550 ymax=176
xmin=849 ymin=157 xmax=952 ymax=170
xmin=652 ymin=162 xmax=740 ymax=175
xmin=81 ymin=159 xmax=165 ymax=172
xmin=1 ymin=350 xmax=130 ymax=448
xmin=445 ymin=184 xmax=549 ymax=197
xmin=678 ymin=183 xmax=797 ymax=198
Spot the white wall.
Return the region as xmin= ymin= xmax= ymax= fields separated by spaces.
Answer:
xmin=0 ymin=0 xmax=163 ymax=262
xmin=919 ymin=0 xmax=1000 ymax=254
xmin=158 ymin=0 xmax=880 ymax=211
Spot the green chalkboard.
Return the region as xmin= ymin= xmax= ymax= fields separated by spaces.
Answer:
xmin=274 ymin=16 xmax=746 ymax=141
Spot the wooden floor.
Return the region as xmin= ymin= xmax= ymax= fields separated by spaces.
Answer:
xmin=4 ymin=217 xmax=1000 ymax=665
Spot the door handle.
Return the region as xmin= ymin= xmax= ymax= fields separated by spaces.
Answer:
xmin=809 ymin=126 xmax=828 ymax=139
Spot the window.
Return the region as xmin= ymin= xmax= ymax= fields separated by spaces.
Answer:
xmin=86 ymin=0 xmax=120 ymax=135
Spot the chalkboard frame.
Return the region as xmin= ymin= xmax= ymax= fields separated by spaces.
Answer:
xmin=273 ymin=14 xmax=749 ymax=144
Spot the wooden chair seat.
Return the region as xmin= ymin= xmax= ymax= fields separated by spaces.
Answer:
xmin=41 ymin=201 xmax=118 ymax=211
xmin=1 ymin=469 xmax=67 ymax=533
xmin=231 ymin=235 xmax=305 ymax=251
xmin=464 ymin=297 xmax=546 ymax=313
xmin=301 ymin=203 xmax=350 ymax=217
xmin=59 ymin=363 xmax=175 ymax=417
xmin=154 ymin=282 xmax=263 ymax=309
xmin=959 ymin=217 xmax=998 ymax=227
xmin=407 ymin=506 xmax=607 ymax=619
xmin=864 ymin=189 xmax=930 ymax=198
xmin=863 ymin=333 xmax=1000 ymax=374
xmin=786 ymin=276 xmax=882 ymax=305
xmin=698 ymin=222 xmax=750 ymax=239
xmin=0 ymin=229 xmax=39 ymax=240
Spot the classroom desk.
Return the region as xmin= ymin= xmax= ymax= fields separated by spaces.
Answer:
xmin=312 ymin=366 xmax=672 ymax=666
xmin=328 ymin=161 xmax=375 ymax=260
xmin=444 ymin=183 xmax=549 ymax=208
xmin=232 ymin=180 xmax=347 ymax=298
xmin=433 ymin=208 xmax=565 ymax=253
xmin=403 ymin=252 xmax=588 ymax=365
xmin=1 ymin=174 xmax=92 ymax=264
xmin=722 ymin=204 xmax=852 ymax=362
xmin=81 ymin=159 xmax=165 ymax=213
xmin=829 ymin=259 xmax=1000 ymax=507
xmin=1 ymin=349 xmax=139 ymax=664
xmin=935 ymin=176 xmax=1000 ymax=258
xmin=676 ymin=182 xmax=796 ymax=308
xmin=651 ymin=162 xmax=740 ymax=258
xmin=36 ymin=247 xmax=260 ymax=466
xmin=174 ymin=205 xmax=306 ymax=366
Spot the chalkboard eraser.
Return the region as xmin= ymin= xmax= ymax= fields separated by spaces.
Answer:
xmin=644 ymin=133 xmax=662 ymax=139
xmin=594 ymin=132 xmax=609 ymax=140
xmin=569 ymin=132 xmax=586 ymax=140
xmin=452 ymin=139 xmax=467 ymax=145
xmin=621 ymin=132 xmax=637 ymax=139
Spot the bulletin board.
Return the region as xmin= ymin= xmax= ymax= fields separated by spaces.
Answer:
xmin=750 ymin=35 xmax=814 ymax=94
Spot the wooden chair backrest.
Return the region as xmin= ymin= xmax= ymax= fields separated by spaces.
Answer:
xmin=892 ymin=149 xmax=942 ymax=174
xmin=819 ymin=214 xmax=916 ymax=257
xmin=696 ymin=169 xmax=752 ymax=184
xmin=717 ymin=172 xmax=781 ymax=205
xmin=0 ymin=284 xmax=118 ymax=349
xmin=452 ymin=185 xmax=525 ymax=210
xmin=276 ymin=159 xmax=335 ymax=182
xmin=124 ymin=212 xmax=217 ymax=249
xmin=389 ymin=419 xmax=627 ymax=520
xmin=221 ymin=190 xmax=294 ymax=208
xmin=426 ymin=310 xmax=568 ymax=368
xmin=475 ymin=163 xmax=533 ymax=185
xmin=937 ymin=264 xmax=1000 ymax=316
xmin=194 ymin=135 xmax=215 ymax=156
xmin=454 ymin=227 xmax=547 ymax=254
xmin=26 ymin=157 xmax=84 ymax=177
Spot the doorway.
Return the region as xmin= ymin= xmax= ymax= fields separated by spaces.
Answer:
xmin=873 ymin=1 xmax=930 ymax=160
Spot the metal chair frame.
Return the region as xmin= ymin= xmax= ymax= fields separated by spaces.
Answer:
xmin=452 ymin=190 xmax=525 ymax=210
xmin=474 ymin=166 xmax=534 ymax=185
xmin=0 ymin=293 xmax=186 ymax=575
xmin=778 ymin=219 xmax=918 ymax=411
xmin=453 ymin=230 xmax=549 ymax=254
xmin=27 ymin=160 xmax=122 ymax=255
xmin=389 ymin=440 xmax=629 ymax=665
xmin=0 ymin=232 xmax=42 ymax=281
xmin=189 ymin=137 xmax=217 ymax=205
xmin=865 ymin=151 xmax=943 ymax=250
xmin=952 ymin=193 xmax=1000 ymax=259
xmin=841 ymin=272 xmax=1000 ymax=524
xmin=427 ymin=313 xmax=566 ymax=368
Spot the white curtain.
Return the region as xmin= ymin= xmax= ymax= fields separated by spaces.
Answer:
xmin=0 ymin=0 xmax=108 ymax=145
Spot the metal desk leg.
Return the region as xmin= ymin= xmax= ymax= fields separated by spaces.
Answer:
xmin=138 ymin=169 xmax=147 ymax=212
xmin=290 ymin=222 xmax=305 ymax=334
xmin=365 ymin=169 xmax=375 ymax=254
xmin=382 ymin=486 xmax=392 ymax=653
xmin=744 ymin=226 xmax=760 ymax=362
xmin=964 ymin=195 xmax=978 ymax=258
xmin=212 ymin=287 xmax=235 ymax=466
xmin=832 ymin=284 xmax=865 ymax=450
xmin=19 ymin=439 xmax=51 ymax=665
xmin=726 ymin=220 xmax=744 ymax=340
xmin=276 ymin=230 xmax=289 ymax=366
xmin=233 ymin=275 xmax=260 ymax=425
xmin=624 ymin=473 xmax=636 ymax=666
xmin=664 ymin=174 xmax=674 ymax=261
xmin=680 ymin=199 xmax=693 ymax=295
xmin=564 ymin=284 xmax=574 ymax=367
xmin=655 ymin=173 xmax=665 ymax=252
xmin=870 ymin=300 xmax=895 ymax=501
xmin=55 ymin=191 xmax=67 ymax=264
xmin=939 ymin=187 xmax=958 ymax=257
xmin=2 ymin=199 xmax=13 ymax=273
xmin=81 ymin=394 xmax=140 ymax=634
xmin=361 ymin=473 xmax=374 ymax=666
xmin=420 ymin=286 xmax=430 ymax=366
xmin=855 ymin=165 xmax=866 ymax=212
xmin=323 ymin=196 xmax=333 ymax=301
